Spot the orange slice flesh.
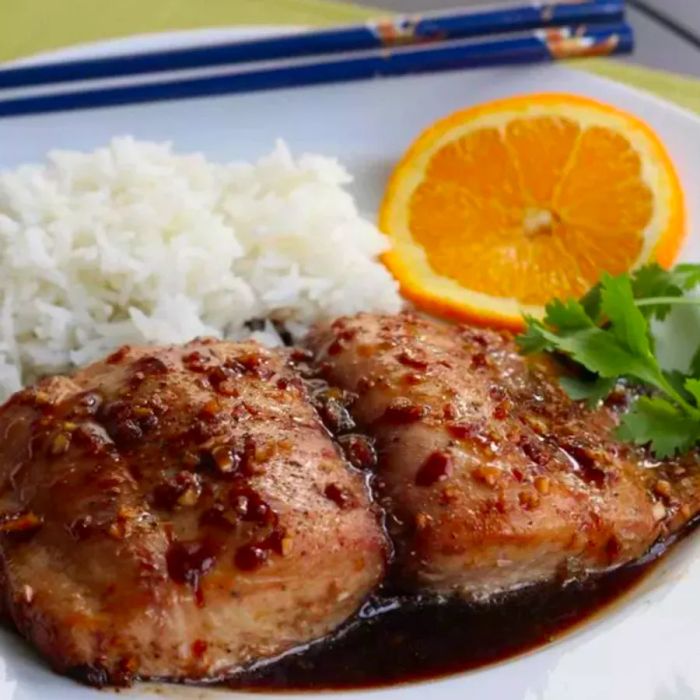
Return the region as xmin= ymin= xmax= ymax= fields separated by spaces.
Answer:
xmin=380 ymin=93 xmax=685 ymax=329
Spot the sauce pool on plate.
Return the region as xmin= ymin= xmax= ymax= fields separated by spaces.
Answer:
xmin=227 ymin=536 xmax=686 ymax=691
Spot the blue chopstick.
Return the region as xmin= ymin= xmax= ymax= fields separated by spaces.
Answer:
xmin=0 ymin=1 xmax=625 ymax=90
xmin=0 ymin=23 xmax=633 ymax=120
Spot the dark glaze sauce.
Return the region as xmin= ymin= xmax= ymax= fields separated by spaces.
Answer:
xmin=226 ymin=537 xmax=679 ymax=692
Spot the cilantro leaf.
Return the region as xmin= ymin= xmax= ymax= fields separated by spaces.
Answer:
xmin=690 ymin=346 xmax=700 ymax=378
xmin=541 ymin=326 xmax=661 ymax=386
xmin=599 ymin=273 xmax=653 ymax=358
xmin=517 ymin=263 xmax=700 ymax=458
xmin=559 ymin=375 xmax=617 ymax=406
xmin=631 ymin=263 xmax=683 ymax=320
xmin=684 ymin=378 xmax=700 ymax=408
xmin=617 ymin=396 xmax=700 ymax=458
xmin=665 ymin=370 xmax=694 ymax=402
xmin=674 ymin=263 xmax=700 ymax=290
xmin=580 ymin=283 xmax=602 ymax=321
xmin=632 ymin=263 xmax=681 ymax=298
xmin=543 ymin=298 xmax=594 ymax=331
xmin=516 ymin=317 xmax=553 ymax=354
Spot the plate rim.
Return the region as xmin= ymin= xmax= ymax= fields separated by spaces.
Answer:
xmin=1 ymin=26 xmax=700 ymax=700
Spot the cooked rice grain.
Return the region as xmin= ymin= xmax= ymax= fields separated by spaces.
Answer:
xmin=0 ymin=137 xmax=401 ymax=400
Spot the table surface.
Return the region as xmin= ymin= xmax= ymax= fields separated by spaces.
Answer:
xmin=342 ymin=0 xmax=700 ymax=78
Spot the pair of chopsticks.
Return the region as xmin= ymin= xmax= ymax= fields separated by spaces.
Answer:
xmin=0 ymin=1 xmax=632 ymax=118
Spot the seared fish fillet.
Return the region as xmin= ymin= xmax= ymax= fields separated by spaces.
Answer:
xmin=307 ymin=313 xmax=700 ymax=598
xmin=0 ymin=340 xmax=385 ymax=685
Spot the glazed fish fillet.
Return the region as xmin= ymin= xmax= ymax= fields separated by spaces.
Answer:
xmin=307 ymin=313 xmax=700 ymax=598
xmin=0 ymin=340 xmax=386 ymax=685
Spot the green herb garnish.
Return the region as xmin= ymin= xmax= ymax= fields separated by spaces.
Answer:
xmin=517 ymin=263 xmax=700 ymax=458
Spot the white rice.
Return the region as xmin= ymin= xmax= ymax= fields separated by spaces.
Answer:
xmin=0 ymin=137 xmax=401 ymax=400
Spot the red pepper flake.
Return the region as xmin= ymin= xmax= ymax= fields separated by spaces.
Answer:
xmin=276 ymin=377 xmax=290 ymax=390
xmin=442 ymin=404 xmax=458 ymax=420
xmin=338 ymin=328 xmax=357 ymax=342
xmin=106 ymin=346 xmax=131 ymax=365
xmin=338 ymin=434 xmax=376 ymax=470
xmin=183 ymin=351 xmax=211 ymax=373
xmin=519 ymin=436 xmax=549 ymax=467
xmin=402 ymin=373 xmax=422 ymax=386
xmin=152 ymin=472 xmax=202 ymax=510
xmin=606 ymin=535 xmax=621 ymax=562
xmin=237 ymin=353 xmax=263 ymax=371
xmin=489 ymin=385 xmax=507 ymax=402
xmin=235 ymin=544 xmax=268 ymax=571
xmin=242 ymin=401 xmax=261 ymax=419
xmin=447 ymin=423 xmax=475 ymax=439
xmin=327 ymin=339 xmax=344 ymax=356
xmin=111 ymin=418 xmax=143 ymax=445
xmin=208 ymin=364 xmax=243 ymax=396
xmin=493 ymin=401 xmax=510 ymax=420
xmin=324 ymin=483 xmax=354 ymax=509
xmin=166 ymin=539 xmax=218 ymax=605
xmin=229 ymin=486 xmax=277 ymax=526
xmin=231 ymin=353 xmax=272 ymax=379
xmin=382 ymin=398 xmax=426 ymax=424
xmin=463 ymin=330 xmax=489 ymax=347
xmin=239 ymin=435 xmax=266 ymax=475
xmin=133 ymin=356 xmax=168 ymax=376
xmin=198 ymin=399 xmax=221 ymax=420
xmin=192 ymin=639 xmax=208 ymax=658
xmin=397 ymin=350 xmax=428 ymax=370
xmin=290 ymin=348 xmax=314 ymax=364
xmin=415 ymin=452 xmax=451 ymax=487
xmin=98 ymin=400 xmax=158 ymax=446
xmin=331 ymin=318 xmax=349 ymax=332
xmin=470 ymin=352 xmax=488 ymax=369
xmin=493 ymin=490 xmax=508 ymax=514
xmin=0 ymin=511 xmax=43 ymax=535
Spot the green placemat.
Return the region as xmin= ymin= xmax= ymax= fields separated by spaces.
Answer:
xmin=2 ymin=0 xmax=699 ymax=116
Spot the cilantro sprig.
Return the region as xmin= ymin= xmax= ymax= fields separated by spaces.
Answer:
xmin=517 ymin=264 xmax=700 ymax=458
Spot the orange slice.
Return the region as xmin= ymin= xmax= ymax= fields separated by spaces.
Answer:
xmin=380 ymin=93 xmax=685 ymax=329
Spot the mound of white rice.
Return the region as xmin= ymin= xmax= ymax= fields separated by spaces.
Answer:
xmin=0 ymin=137 xmax=401 ymax=400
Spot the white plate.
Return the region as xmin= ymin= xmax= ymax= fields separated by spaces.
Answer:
xmin=1 ymin=27 xmax=700 ymax=700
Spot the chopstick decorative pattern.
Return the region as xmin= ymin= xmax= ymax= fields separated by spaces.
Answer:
xmin=0 ymin=1 xmax=624 ymax=90
xmin=371 ymin=0 xmax=623 ymax=45
xmin=0 ymin=23 xmax=633 ymax=119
